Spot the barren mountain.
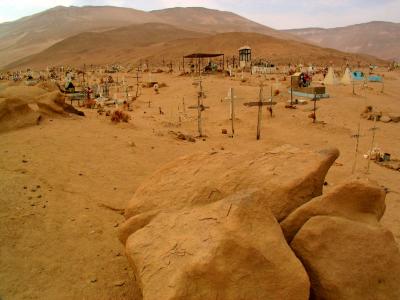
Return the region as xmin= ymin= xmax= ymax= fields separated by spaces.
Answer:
xmin=0 ymin=5 xmax=295 ymax=69
xmin=285 ymin=21 xmax=400 ymax=61
xmin=0 ymin=6 xmax=165 ymax=68
xmin=150 ymin=7 xmax=296 ymax=40
xmin=6 ymin=24 xmax=385 ymax=70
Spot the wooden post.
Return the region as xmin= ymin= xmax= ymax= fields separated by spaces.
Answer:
xmin=367 ymin=116 xmax=378 ymax=174
xmin=188 ymin=79 xmax=210 ymax=137
xmin=352 ymin=122 xmax=361 ymax=174
xmin=290 ymin=76 xmax=293 ymax=105
xmin=352 ymin=79 xmax=355 ymax=95
xmin=135 ymin=67 xmax=141 ymax=99
xmin=257 ymin=84 xmax=264 ymax=140
xmin=269 ymin=85 xmax=273 ymax=117
xmin=230 ymin=87 xmax=235 ymax=135
xmin=243 ymin=83 xmax=273 ymax=140
xmin=197 ymin=87 xmax=203 ymax=137
xmin=313 ymin=93 xmax=317 ymax=123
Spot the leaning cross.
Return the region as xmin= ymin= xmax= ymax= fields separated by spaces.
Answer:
xmin=243 ymin=83 xmax=276 ymax=140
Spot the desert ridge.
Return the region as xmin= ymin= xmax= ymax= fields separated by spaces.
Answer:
xmin=5 ymin=27 xmax=386 ymax=70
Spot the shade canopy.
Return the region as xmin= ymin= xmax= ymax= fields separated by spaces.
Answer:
xmin=184 ymin=53 xmax=224 ymax=59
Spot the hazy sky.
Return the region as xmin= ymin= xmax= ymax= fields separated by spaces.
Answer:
xmin=1 ymin=0 xmax=399 ymax=29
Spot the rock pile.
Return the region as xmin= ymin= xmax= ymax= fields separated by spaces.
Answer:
xmin=361 ymin=106 xmax=400 ymax=123
xmin=119 ymin=146 xmax=400 ymax=300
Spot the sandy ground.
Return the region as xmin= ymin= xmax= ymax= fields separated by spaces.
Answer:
xmin=1 ymin=70 xmax=400 ymax=299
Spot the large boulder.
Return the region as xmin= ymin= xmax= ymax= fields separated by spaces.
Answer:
xmin=0 ymin=86 xmax=83 ymax=133
xmin=125 ymin=191 xmax=310 ymax=300
xmin=122 ymin=145 xmax=339 ymax=240
xmin=280 ymin=178 xmax=386 ymax=242
xmin=291 ymin=216 xmax=400 ymax=300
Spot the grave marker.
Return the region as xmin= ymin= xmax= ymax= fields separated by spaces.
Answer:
xmin=367 ymin=116 xmax=379 ymax=174
xmin=243 ymin=83 xmax=272 ymax=140
xmin=188 ymin=79 xmax=209 ymax=137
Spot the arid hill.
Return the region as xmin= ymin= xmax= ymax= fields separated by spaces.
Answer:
xmin=6 ymin=26 xmax=386 ymax=70
xmin=285 ymin=21 xmax=400 ymax=61
xmin=0 ymin=6 xmax=165 ymax=68
xmin=150 ymin=7 xmax=296 ymax=40
xmin=0 ymin=6 xmax=295 ymax=69
xmin=5 ymin=23 xmax=208 ymax=69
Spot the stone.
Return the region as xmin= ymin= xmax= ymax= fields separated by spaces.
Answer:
xmin=291 ymin=216 xmax=400 ymax=300
xmin=122 ymin=145 xmax=339 ymax=233
xmin=388 ymin=114 xmax=400 ymax=123
xmin=280 ymin=178 xmax=386 ymax=242
xmin=113 ymin=280 xmax=125 ymax=287
xmin=125 ymin=191 xmax=310 ymax=300
xmin=380 ymin=115 xmax=392 ymax=123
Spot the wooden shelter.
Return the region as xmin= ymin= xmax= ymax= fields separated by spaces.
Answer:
xmin=183 ymin=53 xmax=225 ymax=75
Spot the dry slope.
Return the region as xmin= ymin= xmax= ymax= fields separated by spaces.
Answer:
xmin=6 ymin=29 xmax=386 ymax=70
xmin=285 ymin=21 xmax=400 ymax=61
xmin=0 ymin=5 xmax=296 ymax=69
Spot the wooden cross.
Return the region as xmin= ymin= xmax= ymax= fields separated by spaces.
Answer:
xmin=310 ymin=93 xmax=317 ymax=123
xmin=351 ymin=122 xmax=363 ymax=174
xmin=367 ymin=116 xmax=379 ymax=174
xmin=188 ymin=79 xmax=209 ymax=137
xmin=223 ymin=88 xmax=243 ymax=136
xmin=243 ymin=83 xmax=275 ymax=140
xmin=134 ymin=67 xmax=142 ymax=99
xmin=290 ymin=75 xmax=294 ymax=105
xmin=268 ymin=85 xmax=277 ymax=117
xmin=229 ymin=88 xmax=236 ymax=135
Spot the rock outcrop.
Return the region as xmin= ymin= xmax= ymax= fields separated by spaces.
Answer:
xmin=291 ymin=216 xmax=400 ymax=300
xmin=119 ymin=146 xmax=400 ymax=300
xmin=0 ymin=85 xmax=84 ymax=133
xmin=123 ymin=145 xmax=339 ymax=227
xmin=280 ymin=178 xmax=386 ymax=242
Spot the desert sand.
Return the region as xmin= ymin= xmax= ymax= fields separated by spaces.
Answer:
xmin=1 ymin=68 xmax=400 ymax=299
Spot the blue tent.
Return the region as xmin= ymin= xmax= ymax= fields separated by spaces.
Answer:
xmin=352 ymin=71 xmax=365 ymax=81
